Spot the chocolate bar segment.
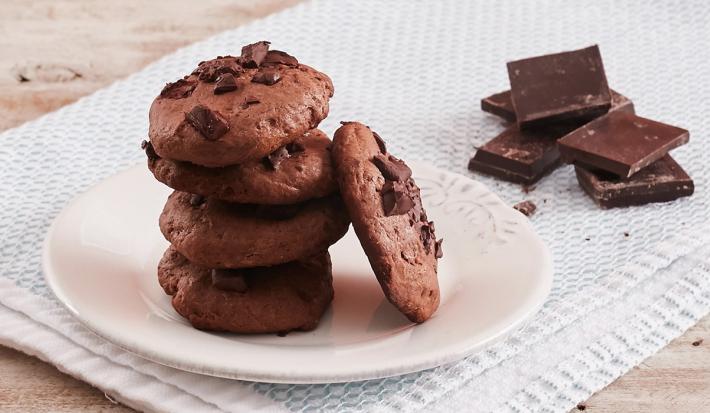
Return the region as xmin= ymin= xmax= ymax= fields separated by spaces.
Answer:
xmin=507 ymin=45 xmax=612 ymax=128
xmin=468 ymin=124 xmax=575 ymax=184
xmin=481 ymin=89 xmax=634 ymax=122
xmin=558 ymin=111 xmax=689 ymax=178
xmin=575 ymin=155 xmax=693 ymax=208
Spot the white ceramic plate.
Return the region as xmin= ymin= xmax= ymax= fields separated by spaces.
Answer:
xmin=43 ymin=162 xmax=552 ymax=384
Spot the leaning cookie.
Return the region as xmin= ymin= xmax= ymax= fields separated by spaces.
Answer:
xmin=331 ymin=122 xmax=442 ymax=323
xmin=146 ymin=129 xmax=337 ymax=205
xmin=149 ymin=42 xmax=334 ymax=167
xmin=158 ymin=246 xmax=334 ymax=333
xmin=160 ymin=191 xmax=350 ymax=268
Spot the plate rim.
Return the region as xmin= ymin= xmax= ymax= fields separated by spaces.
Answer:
xmin=43 ymin=162 xmax=553 ymax=384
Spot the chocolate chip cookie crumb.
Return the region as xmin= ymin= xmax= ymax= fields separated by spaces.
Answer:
xmin=513 ymin=200 xmax=537 ymax=217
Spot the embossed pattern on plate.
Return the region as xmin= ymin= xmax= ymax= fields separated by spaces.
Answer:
xmin=43 ymin=162 xmax=553 ymax=383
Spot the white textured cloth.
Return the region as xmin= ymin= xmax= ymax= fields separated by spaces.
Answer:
xmin=1 ymin=1 xmax=709 ymax=412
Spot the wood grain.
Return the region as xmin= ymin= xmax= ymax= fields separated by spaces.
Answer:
xmin=0 ymin=1 xmax=708 ymax=412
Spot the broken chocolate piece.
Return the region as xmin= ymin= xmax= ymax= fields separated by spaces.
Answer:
xmin=160 ymin=79 xmax=197 ymax=99
xmin=213 ymin=73 xmax=237 ymax=94
xmin=381 ymin=180 xmax=415 ymax=216
xmin=185 ymin=105 xmax=230 ymax=141
xmin=211 ymin=269 xmax=248 ymax=292
xmin=192 ymin=57 xmax=241 ymax=82
xmin=263 ymin=50 xmax=298 ymax=66
xmin=252 ymin=68 xmax=281 ymax=85
xmin=240 ymin=41 xmax=270 ymax=68
xmin=241 ymin=95 xmax=260 ymax=109
xmin=189 ymin=194 xmax=205 ymax=207
xmin=434 ymin=239 xmax=443 ymax=259
xmin=558 ymin=111 xmax=689 ymax=178
xmin=507 ymin=45 xmax=612 ymax=128
xmin=481 ymin=90 xmax=517 ymax=122
xmin=372 ymin=153 xmax=412 ymax=181
xmin=372 ymin=131 xmax=387 ymax=153
xmin=513 ymin=200 xmax=537 ymax=217
xmin=482 ymin=89 xmax=634 ymax=122
xmin=468 ymin=124 xmax=575 ymax=184
xmin=575 ymin=155 xmax=693 ymax=208
xmin=141 ymin=140 xmax=159 ymax=162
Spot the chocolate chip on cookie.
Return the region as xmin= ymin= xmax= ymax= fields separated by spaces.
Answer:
xmin=213 ymin=73 xmax=238 ymax=94
xmin=240 ymin=41 xmax=271 ymax=68
xmin=252 ymin=68 xmax=281 ymax=85
xmin=158 ymin=246 xmax=334 ymax=333
xmin=332 ymin=121 xmax=441 ymax=323
xmin=141 ymin=140 xmax=159 ymax=163
xmin=263 ymin=50 xmax=299 ymax=67
xmin=185 ymin=105 xmax=230 ymax=141
xmin=160 ymin=79 xmax=197 ymax=99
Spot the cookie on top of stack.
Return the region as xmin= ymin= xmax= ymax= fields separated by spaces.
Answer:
xmin=142 ymin=41 xmax=349 ymax=334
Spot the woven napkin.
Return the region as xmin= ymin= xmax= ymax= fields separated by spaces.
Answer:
xmin=1 ymin=1 xmax=709 ymax=412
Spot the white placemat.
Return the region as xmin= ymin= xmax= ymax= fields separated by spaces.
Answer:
xmin=1 ymin=1 xmax=709 ymax=412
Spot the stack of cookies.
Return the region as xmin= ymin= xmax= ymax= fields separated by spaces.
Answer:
xmin=142 ymin=42 xmax=350 ymax=334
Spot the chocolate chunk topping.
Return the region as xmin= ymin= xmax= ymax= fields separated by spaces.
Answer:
xmin=513 ymin=200 xmax=537 ymax=217
xmin=264 ymin=141 xmax=306 ymax=170
xmin=192 ymin=57 xmax=241 ymax=82
xmin=189 ymin=194 xmax=205 ymax=207
xmin=285 ymin=140 xmax=305 ymax=154
xmin=211 ymin=269 xmax=248 ymax=292
xmin=141 ymin=140 xmax=159 ymax=162
xmin=160 ymin=79 xmax=197 ymax=99
xmin=213 ymin=73 xmax=237 ymax=94
xmin=372 ymin=153 xmax=412 ymax=181
xmin=240 ymin=41 xmax=270 ymax=68
xmin=241 ymin=95 xmax=260 ymax=109
xmin=372 ymin=131 xmax=387 ymax=153
xmin=263 ymin=50 xmax=298 ymax=67
xmin=266 ymin=146 xmax=290 ymax=170
xmin=435 ymin=239 xmax=444 ymax=259
xmin=252 ymin=68 xmax=281 ymax=85
xmin=381 ymin=180 xmax=415 ymax=216
xmin=185 ymin=105 xmax=229 ymax=140
xmin=419 ymin=221 xmax=436 ymax=253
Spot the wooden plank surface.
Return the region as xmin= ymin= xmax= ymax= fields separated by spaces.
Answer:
xmin=0 ymin=1 xmax=707 ymax=412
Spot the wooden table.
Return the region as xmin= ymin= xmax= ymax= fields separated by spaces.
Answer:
xmin=0 ymin=1 xmax=707 ymax=412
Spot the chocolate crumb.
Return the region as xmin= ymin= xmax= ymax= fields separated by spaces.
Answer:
xmin=585 ymin=237 xmax=591 ymax=241
xmin=252 ymin=68 xmax=281 ymax=85
xmin=189 ymin=194 xmax=205 ymax=207
xmin=624 ymin=232 xmax=630 ymax=237
xmin=576 ymin=404 xmax=586 ymax=411
xmin=692 ymin=339 xmax=703 ymax=346
xmin=186 ymin=105 xmax=230 ymax=140
xmin=513 ymin=200 xmax=537 ymax=217
xmin=213 ymin=73 xmax=237 ymax=94
xmin=276 ymin=331 xmax=289 ymax=337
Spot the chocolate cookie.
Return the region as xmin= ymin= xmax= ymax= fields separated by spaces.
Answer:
xmin=331 ymin=122 xmax=441 ymax=323
xmin=147 ymin=129 xmax=337 ymax=204
xmin=158 ymin=246 xmax=333 ymax=333
xmin=159 ymin=191 xmax=350 ymax=268
xmin=149 ymin=43 xmax=334 ymax=167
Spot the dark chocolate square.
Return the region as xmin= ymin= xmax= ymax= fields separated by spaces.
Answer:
xmin=481 ymin=89 xmax=634 ymax=122
xmin=507 ymin=45 xmax=612 ymax=128
xmin=575 ymin=155 xmax=693 ymax=208
xmin=558 ymin=111 xmax=689 ymax=178
xmin=468 ymin=124 xmax=574 ymax=184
